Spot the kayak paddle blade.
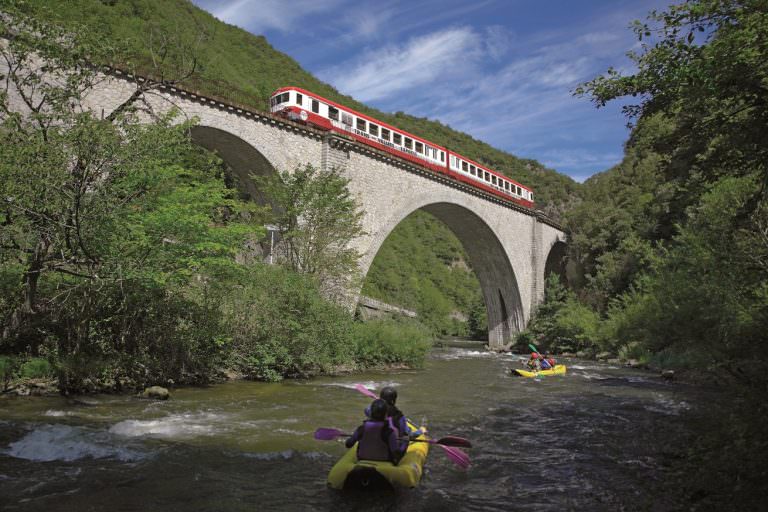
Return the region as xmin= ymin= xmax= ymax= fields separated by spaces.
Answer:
xmin=314 ymin=427 xmax=348 ymax=441
xmin=440 ymin=445 xmax=470 ymax=469
xmin=354 ymin=383 xmax=378 ymax=400
xmin=436 ymin=436 xmax=473 ymax=448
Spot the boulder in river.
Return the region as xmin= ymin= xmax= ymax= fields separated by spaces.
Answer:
xmin=596 ymin=351 xmax=613 ymax=361
xmin=141 ymin=386 xmax=170 ymax=400
xmin=661 ymin=370 xmax=675 ymax=381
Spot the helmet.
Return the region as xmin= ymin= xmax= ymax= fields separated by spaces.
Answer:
xmin=531 ymin=353 xmax=539 ymax=359
xmin=370 ymin=399 xmax=388 ymax=421
xmin=380 ymin=386 xmax=397 ymax=405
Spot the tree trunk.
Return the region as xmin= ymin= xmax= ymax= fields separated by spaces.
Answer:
xmin=1 ymin=235 xmax=49 ymax=340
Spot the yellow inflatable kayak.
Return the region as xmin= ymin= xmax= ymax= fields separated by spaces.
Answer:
xmin=512 ymin=364 xmax=567 ymax=378
xmin=327 ymin=422 xmax=429 ymax=490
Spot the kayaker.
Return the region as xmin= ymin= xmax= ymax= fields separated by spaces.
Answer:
xmin=346 ymin=399 xmax=402 ymax=464
xmin=380 ymin=386 xmax=426 ymax=440
xmin=526 ymin=352 xmax=541 ymax=370
xmin=540 ymin=352 xmax=553 ymax=370
xmin=544 ymin=352 xmax=556 ymax=369
xmin=364 ymin=387 xmax=425 ymax=441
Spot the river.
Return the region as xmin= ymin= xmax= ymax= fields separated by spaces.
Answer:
xmin=0 ymin=341 xmax=718 ymax=511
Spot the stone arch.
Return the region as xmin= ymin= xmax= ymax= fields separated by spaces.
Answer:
xmin=359 ymin=199 xmax=524 ymax=348
xmin=189 ymin=125 xmax=278 ymax=206
xmin=543 ymin=240 xmax=568 ymax=286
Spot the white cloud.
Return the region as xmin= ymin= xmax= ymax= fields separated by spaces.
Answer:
xmin=211 ymin=0 xmax=343 ymax=34
xmin=484 ymin=25 xmax=512 ymax=60
xmin=320 ymin=27 xmax=483 ymax=102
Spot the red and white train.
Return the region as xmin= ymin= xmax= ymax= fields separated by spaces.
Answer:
xmin=269 ymin=87 xmax=534 ymax=208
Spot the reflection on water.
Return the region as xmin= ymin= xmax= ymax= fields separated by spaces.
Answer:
xmin=0 ymin=340 xmax=718 ymax=511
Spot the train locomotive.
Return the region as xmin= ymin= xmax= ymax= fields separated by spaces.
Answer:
xmin=269 ymin=87 xmax=534 ymax=209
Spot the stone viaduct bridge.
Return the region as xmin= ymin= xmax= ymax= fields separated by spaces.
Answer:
xmin=80 ymin=72 xmax=566 ymax=349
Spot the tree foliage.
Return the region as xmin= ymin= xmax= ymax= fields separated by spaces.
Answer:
xmin=0 ymin=8 xmax=432 ymax=391
xmin=259 ymin=164 xmax=365 ymax=301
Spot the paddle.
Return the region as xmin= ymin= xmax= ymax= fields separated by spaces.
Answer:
xmin=314 ymin=428 xmax=471 ymax=448
xmin=354 ymin=383 xmax=378 ymax=400
xmin=314 ymin=428 xmax=470 ymax=469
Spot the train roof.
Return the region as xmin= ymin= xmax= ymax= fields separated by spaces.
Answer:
xmin=273 ymin=86 xmax=445 ymax=150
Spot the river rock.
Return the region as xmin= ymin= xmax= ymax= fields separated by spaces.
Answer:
xmin=142 ymin=386 xmax=170 ymax=400
xmin=576 ymin=350 xmax=592 ymax=358
xmin=607 ymin=358 xmax=622 ymax=365
xmin=661 ymin=370 xmax=675 ymax=381
xmin=625 ymin=359 xmax=645 ymax=369
xmin=596 ymin=351 xmax=612 ymax=361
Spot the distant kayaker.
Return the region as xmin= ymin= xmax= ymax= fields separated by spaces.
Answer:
xmin=540 ymin=352 xmax=553 ymax=370
xmin=526 ymin=352 xmax=541 ymax=370
xmin=346 ymin=399 xmax=401 ymax=463
xmin=544 ymin=352 xmax=556 ymax=369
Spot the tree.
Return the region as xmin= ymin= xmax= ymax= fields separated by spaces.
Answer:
xmin=575 ymin=0 xmax=768 ymax=224
xmin=0 ymin=7 xmax=198 ymax=338
xmin=259 ymin=164 xmax=365 ymax=302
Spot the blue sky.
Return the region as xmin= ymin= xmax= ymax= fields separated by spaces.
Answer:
xmin=191 ymin=0 xmax=670 ymax=182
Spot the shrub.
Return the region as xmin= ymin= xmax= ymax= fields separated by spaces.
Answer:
xmin=352 ymin=319 xmax=432 ymax=368
xmin=19 ymin=358 xmax=53 ymax=379
xmin=224 ymin=265 xmax=357 ymax=381
xmin=0 ymin=356 xmax=19 ymax=390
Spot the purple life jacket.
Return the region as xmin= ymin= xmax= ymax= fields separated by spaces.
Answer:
xmin=356 ymin=420 xmax=394 ymax=462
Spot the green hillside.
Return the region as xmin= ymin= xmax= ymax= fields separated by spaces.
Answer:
xmin=17 ymin=0 xmax=579 ymax=334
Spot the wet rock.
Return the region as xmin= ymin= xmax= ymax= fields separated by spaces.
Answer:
xmin=576 ymin=350 xmax=592 ymax=358
xmin=596 ymin=351 xmax=612 ymax=361
xmin=141 ymin=385 xmax=170 ymax=400
xmin=560 ymin=352 xmax=575 ymax=357
xmin=661 ymin=370 xmax=675 ymax=381
xmin=607 ymin=358 xmax=622 ymax=365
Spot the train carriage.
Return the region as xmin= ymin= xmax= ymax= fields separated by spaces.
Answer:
xmin=270 ymin=87 xmax=534 ymax=209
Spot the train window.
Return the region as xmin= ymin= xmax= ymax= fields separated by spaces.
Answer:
xmin=369 ymin=123 xmax=379 ymax=136
xmin=484 ymin=172 xmax=490 ymax=181
xmin=530 ymin=193 xmax=534 ymax=201
xmin=516 ymin=186 xmax=521 ymax=195
xmin=342 ymin=112 xmax=353 ymax=125
xmin=461 ymin=161 xmax=468 ymax=172
xmin=505 ymin=182 xmax=510 ymax=191
xmin=328 ymin=106 xmax=339 ymax=121
xmin=492 ymin=176 xmax=497 ymax=185
xmin=405 ymin=138 xmax=413 ymax=150
xmin=471 ymin=168 xmax=476 ymax=176
xmin=311 ymin=99 xmax=319 ymax=113
xmin=470 ymin=164 xmax=476 ymax=174
xmin=357 ymin=118 xmax=366 ymax=131
xmin=440 ymin=152 xmax=445 ymax=162
xmin=381 ymin=128 xmax=390 ymax=141
xmin=296 ymin=93 xmax=303 ymax=106
xmin=393 ymin=133 xmax=402 ymax=145
xmin=415 ymin=142 xmax=423 ymax=154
